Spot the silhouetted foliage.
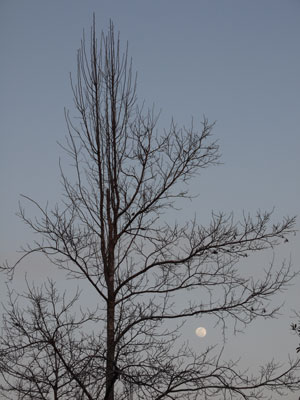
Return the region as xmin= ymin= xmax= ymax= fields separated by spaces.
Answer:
xmin=1 ymin=17 xmax=300 ymax=400
xmin=291 ymin=319 xmax=300 ymax=353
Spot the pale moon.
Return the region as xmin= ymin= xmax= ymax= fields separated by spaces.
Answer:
xmin=195 ymin=327 xmax=207 ymax=337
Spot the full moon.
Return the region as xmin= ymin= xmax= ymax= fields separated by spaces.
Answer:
xmin=195 ymin=327 xmax=207 ymax=337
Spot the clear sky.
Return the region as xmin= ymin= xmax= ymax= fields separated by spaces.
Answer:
xmin=1 ymin=1 xmax=300 ymax=398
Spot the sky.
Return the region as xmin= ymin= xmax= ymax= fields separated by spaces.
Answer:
xmin=1 ymin=1 xmax=300 ymax=398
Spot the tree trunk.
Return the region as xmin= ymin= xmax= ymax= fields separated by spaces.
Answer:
xmin=105 ymin=283 xmax=115 ymax=400
xmin=105 ymin=195 xmax=116 ymax=400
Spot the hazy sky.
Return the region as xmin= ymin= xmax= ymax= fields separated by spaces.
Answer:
xmin=1 ymin=1 xmax=300 ymax=398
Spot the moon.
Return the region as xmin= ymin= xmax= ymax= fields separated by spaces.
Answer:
xmin=195 ymin=327 xmax=207 ymax=338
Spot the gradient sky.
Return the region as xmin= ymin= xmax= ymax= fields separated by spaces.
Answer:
xmin=1 ymin=1 xmax=300 ymax=398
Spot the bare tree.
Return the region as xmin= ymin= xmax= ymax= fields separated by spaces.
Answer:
xmin=1 ymin=18 xmax=299 ymax=400
xmin=0 ymin=281 xmax=99 ymax=400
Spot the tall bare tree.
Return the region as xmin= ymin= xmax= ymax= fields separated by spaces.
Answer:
xmin=1 ymin=18 xmax=299 ymax=400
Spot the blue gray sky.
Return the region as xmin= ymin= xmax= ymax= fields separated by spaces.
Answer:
xmin=1 ymin=1 xmax=300 ymax=396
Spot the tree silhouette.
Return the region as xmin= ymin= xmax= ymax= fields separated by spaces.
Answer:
xmin=291 ymin=318 xmax=300 ymax=354
xmin=1 ymin=18 xmax=299 ymax=400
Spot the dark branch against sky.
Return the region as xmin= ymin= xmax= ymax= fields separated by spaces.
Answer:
xmin=0 ymin=1 xmax=299 ymax=399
